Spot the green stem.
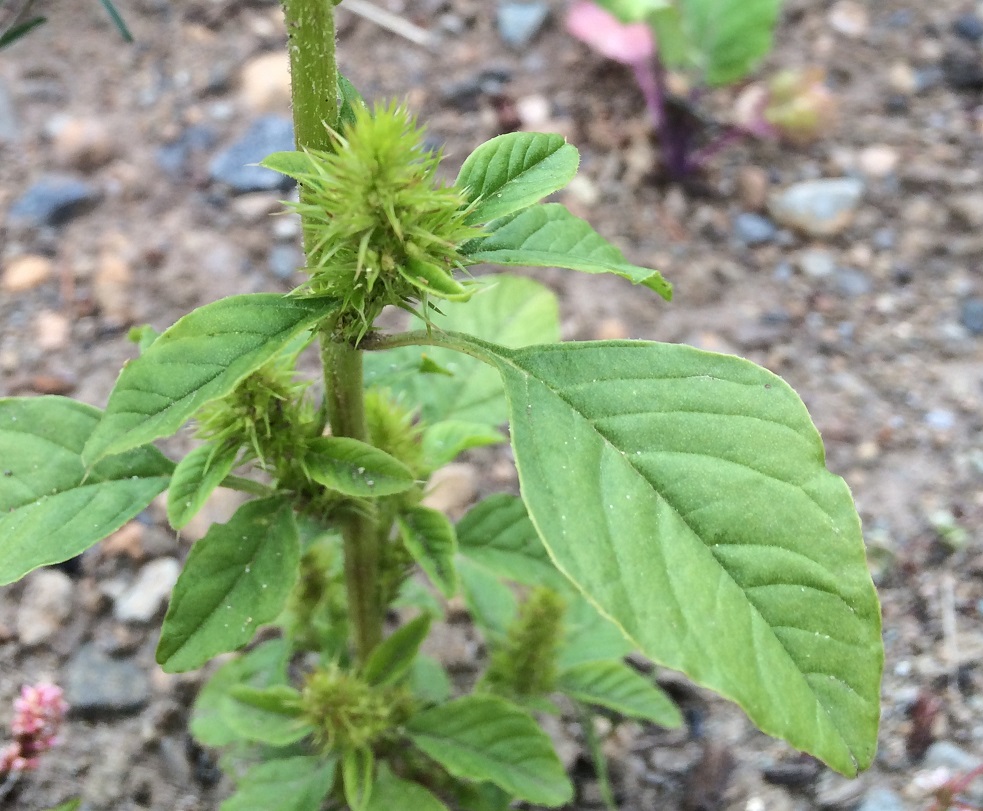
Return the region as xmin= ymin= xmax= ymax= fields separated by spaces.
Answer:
xmin=359 ymin=329 xmax=501 ymax=364
xmin=281 ymin=0 xmax=338 ymax=152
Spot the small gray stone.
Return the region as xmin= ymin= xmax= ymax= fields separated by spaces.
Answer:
xmin=768 ymin=178 xmax=865 ymax=237
xmin=924 ymin=409 xmax=956 ymax=431
xmin=209 ymin=116 xmax=295 ymax=193
xmin=497 ymin=0 xmax=550 ymax=48
xmin=732 ymin=212 xmax=777 ymax=245
xmin=16 ymin=569 xmax=74 ymax=646
xmin=268 ymin=244 xmax=303 ymax=280
xmin=856 ymin=787 xmax=907 ymax=811
xmin=835 ymin=267 xmax=872 ymax=297
xmin=951 ymin=193 xmax=983 ymax=229
xmin=8 ymin=175 xmax=99 ymax=227
xmin=65 ymin=643 xmax=151 ymax=717
xmin=960 ymin=297 xmax=983 ymax=335
xmin=114 ymin=557 xmax=180 ymax=623
xmin=156 ymin=124 xmax=217 ymax=178
xmin=953 ymin=13 xmax=983 ymax=42
xmin=923 ymin=740 xmax=982 ymax=772
xmin=798 ymin=249 xmax=837 ymax=279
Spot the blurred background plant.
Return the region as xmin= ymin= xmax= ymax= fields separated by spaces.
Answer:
xmin=0 ymin=0 xmax=130 ymax=49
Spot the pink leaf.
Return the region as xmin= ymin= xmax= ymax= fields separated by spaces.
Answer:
xmin=566 ymin=1 xmax=653 ymax=66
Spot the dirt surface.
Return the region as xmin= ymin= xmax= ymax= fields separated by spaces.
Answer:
xmin=1 ymin=0 xmax=983 ymax=809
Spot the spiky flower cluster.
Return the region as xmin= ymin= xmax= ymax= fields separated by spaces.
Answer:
xmin=0 ymin=683 xmax=68 ymax=774
xmin=285 ymin=102 xmax=483 ymax=340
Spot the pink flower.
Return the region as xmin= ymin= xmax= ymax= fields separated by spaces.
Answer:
xmin=0 ymin=683 xmax=68 ymax=775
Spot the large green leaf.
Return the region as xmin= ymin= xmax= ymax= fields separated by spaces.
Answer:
xmin=0 ymin=397 xmax=173 ymax=585
xmin=463 ymin=204 xmax=672 ymax=301
xmin=304 ymin=436 xmax=416 ymax=497
xmin=557 ymin=661 xmax=682 ymax=726
xmin=363 ymin=275 xmax=558 ymax=427
xmin=167 ymin=441 xmax=240 ymax=530
xmin=441 ymin=335 xmax=882 ymax=775
xmin=455 ymin=133 xmax=580 ymax=225
xmin=405 ymin=695 xmax=573 ymax=806
xmin=83 ymin=294 xmax=332 ymax=463
xmin=650 ymin=0 xmax=783 ymax=86
xmin=157 ymin=497 xmax=300 ymax=672
xmin=367 ymin=765 xmax=449 ymax=811
xmin=220 ymin=756 xmax=335 ymax=811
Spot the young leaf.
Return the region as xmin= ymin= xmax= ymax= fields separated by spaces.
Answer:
xmin=166 ymin=441 xmax=240 ymax=530
xmin=363 ymin=613 xmax=432 ymax=686
xmin=557 ymin=661 xmax=682 ymax=727
xmin=473 ymin=338 xmax=882 ymax=775
xmin=456 ymin=557 xmax=518 ymax=641
xmin=40 ymin=801 xmax=81 ymax=811
xmin=0 ymin=397 xmax=173 ymax=585
xmin=455 ymin=132 xmax=580 ymax=225
xmin=219 ymin=756 xmax=335 ymax=811
xmin=422 ymin=420 xmax=504 ymax=469
xmin=342 ymin=747 xmax=375 ymax=811
xmin=338 ymin=73 xmax=368 ymax=129
xmin=405 ymin=695 xmax=573 ymax=806
xmin=408 ymin=655 xmax=453 ymax=705
xmin=157 ymin=497 xmax=300 ymax=672
xmin=363 ymin=275 xmax=558 ymax=427
xmin=463 ymin=204 xmax=672 ymax=301
xmin=367 ymin=764 xmax=450 ymax=811
xmin=397 ymin=506 xmax=458 ymax=598
xmin=304 ymin=436 xmax=416 ymax=497
xmin=83 ymin=294 xmax=332 ymax=464
xmin=222 ymin=685 xmax=313 ymax=746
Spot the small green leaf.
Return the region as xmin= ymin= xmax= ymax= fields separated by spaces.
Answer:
xmin=557 ymin=594 xmax=633 ymax=671
xmin=363 ymin=613 xmax=432 ymax=685
xmin=398 ymin=506 xmax=458 ymax=598
xmin=0 ymin=397 xmax=173 ymax=585
xmin=592 ymin=0 xmax=671 ymax=23
xmin=455 ymin=132 xmax=580 ymax=225
xmin=219 ymin=756 xmax=335 ymax=811
xmin=167 ymin=442 xmax=240 ymax=530
xmin=423 ymin=421 xmax=504 ymax=469
xmin=557 ymin=661 xmax=682 ymax=727
xmin=408 ymin=655 xmax=452 ymax=705
xmin=41 ymin=800 xmax=81 ymax=811
xmin=261 ymin=151 xmax=310 ymax=180
xmin=338 ymin=73 xmax=368 ymax=129
xmin=98 ymin=0 xmax=133 ymax=42
xmin=342 ymin=747 xmax=375 ymax=811
xmin=367 ymin=764 xmax=450 ymax=811
xmin=0 ymin=16 xmax=46 ymax=49
xmin=398 ymin=257 xmax=470 ymax=300
xmin=157 ymin=498 xmax=300 ymax=672
xmin=304 ymin=436 xmax=416 ymax=497
xmin=83 ymin=294 xmax=333 ymax=463
xmin=406 ymin=695 xmax=573 ymax=806
xmin=457 ymin=558 xmax=517 ymax=641
xmin=222 ymin=685 xmax=313 ymax=746
xmin=191 ymin=639 xmax=290 ymax=747
xmin=464 ymin=204 xmax=672 ymax=301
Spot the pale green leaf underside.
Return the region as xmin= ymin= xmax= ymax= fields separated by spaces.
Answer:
xmin=221 ymin=687 xmax=312 ymax=747
xmin=464 ymin=204 xmax=672 ymax=301
xmin=83 ymin=294 xmax=332 ymax=464
xmin=157 ymin=498 xmax=300 ymax=672
xmin=462 ymin=338 xmax=881 ymax=775
xmin=406 ymin=695 xmax=573 ymax=806
xmin=167 ymin=441 xmax=240 ymax=530
xmin=0 ymin=397 xmax=173 ymax=585
xmin=219 ymin=756 xmax=335 ymax=811
xmin=557 ymin=660 xmax=682 ymax=727
xmin=455 ymin=132 xmax=580 ymax=225
xmin=305 ymin=436 xmax=416 ymax=497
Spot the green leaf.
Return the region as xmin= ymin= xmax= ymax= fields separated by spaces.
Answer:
xmin=408 ymin=655 xmax=452 ymax=705
xmin=456 ymin=557 xmax=517 ymax=641
xmin=304 ymin=436 xmax=416 ymax=497
xmin=338 ymin=73 xmax=368 ymax=129
xmin=478 ymin=339 xmax=882 ymax=775
xmin=406 ymin=695 xmax=573 ymax=806
xmin=422 ymin=421 xmax=504 ymax=469
xmin=463 ymin=204 xmax=672 ymax=301
xmin=83 ymin=294 xmax=332 ymax=463
xmin=167 ymin=442 xmax=240 ymax=530
xmin=191 ymin=639 xmax=290 ymax=747
xmin=363 ymin=613 xmax=432 ymax=685
xmin=98 ymin=0 xmax=133 ymax=42
xmin=157 ymin=497 xmax=300 ymax=672
xmin=41 ymin=800 xmax=81 ymax=811
xmin=557 ymin=593 xmax=633 ymax=671
xmin=592 ymin=0 xmax=671 ymax=23
xmin=0 ymin=16 xmax=46 ymax=49
xmin=261 ymin=151 xmax=310 ymax=180
xmin=367 ymin=764 xmax=450 ymax=811
xmin=398 ymin=506 xmax=458 ymax=598
xmin=363 ymin=275 xmax=558 ymax=427
xmin=219 ymin=756 xmax=335 ymax=811
xmin=0 ymin=397 xmax=173 ymax=585
xmin=456 ymin=494 xmax=568 ymax=590
xmin=557 ymin=661 xmax=682 ymax=727
xmin=222 ymin=685 xmax=313 ymax=746
xmin=455 ymin=133 xmax=580 ymax=225
xmin=650 ymin=0 xmax=783 ymax=85
xmin=342 ymin=747 xmax=375 ymax=811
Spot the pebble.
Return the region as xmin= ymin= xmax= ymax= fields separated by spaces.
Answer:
xmin=2 ymin=254 xmax=54 ymax=292
xmin=155 ymin=124 xmax=217 ymax=179
xmin=736 ymin=166 xmax=769 ymax=211
xmin=950 ymin=192 xmax=983 ymax=228
xmin=239 ymin=51 xmax=291 ymax=111
xmin=923 ymin=740 xmax=982 ymax=772
xmin=960 ymin=297 xmax=983 ymax=335
xmin=732 ymin=212 xmax=777 ymax=245
xmin=439 ymin=68 xmax=512 ymax=112
xmin=828 ymin=0 xmax=868 ymax=37
xmin=209 ymin=116 xmax=295 ymax=193
xmin=100 ymin=521 xmax=147 ymax=561
xmin=36 ymin=310 xmax=72 ymax=351
xmin=422 ymin=463 xmax=478 ymax=517
xmin=924 ymin=409 xmax=956 ymax=431
xmin=835 ymin=267 xmax=872 ymax=297
xmin=268 ymin=243 xmax=303 ymax=280
xmin=857 ymin=146 xmax=899 ymax=179
xmin=953 ymin=13 xmax=983 ymax=42
xmin=497 ymin=0 xmax=550 ymax=48
xmin=93 ymin=252 xmax=134 ymax=326
xmin=856 ymin=787 xmax=907 ymax=811
xmin=797 ymin=248 xmax=837 ymax=279
xmin=15 ymin=570 xmax=74 ymax=646
xmin=113 ymin=557 xmax=181 ymax=623
xmin=49 ymin=115 xmax=117 ymax=171
xmin=767 ymin=178 xmax=864 ymax=237
xmin=65 ymin=643 xmax=151 ymax=716
xmin=7 ymin=175 xmax=99 ymax=227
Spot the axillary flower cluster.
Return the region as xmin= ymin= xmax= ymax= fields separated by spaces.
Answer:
xmin=280 ymin=101 xmax=483 ymax=341
xmin=0 ymin=683 xmax=68 ymax=775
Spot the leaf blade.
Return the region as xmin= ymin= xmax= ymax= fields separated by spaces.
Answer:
xmin=305 ymin=436 xmax=416 ymax=497
xmin=219 ymin=756 xmax=335 ymax=811
xmin=557 ymin=661 xmax=682 ymax=727
xmin=398 ymin=506 xmax=458 ymax=598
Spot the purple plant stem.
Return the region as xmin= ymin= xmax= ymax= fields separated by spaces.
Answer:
xmin=633 ymin=54 xmax=694 ymax=180
xmin=689 ymin=126 xmax=747 ymax=169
